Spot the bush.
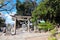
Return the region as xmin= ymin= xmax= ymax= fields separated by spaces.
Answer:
xmin=57 ymin=33 xmax=60 ymax=36
xmin=38 ymin=21 xmax=54 ymax=31
xmin=50 ymin=29 xmax=57 ymax=36
xmin=48 ymin=36 xmax=57 ymax=40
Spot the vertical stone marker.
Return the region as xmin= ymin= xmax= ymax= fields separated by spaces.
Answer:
xmin=28 ymin=19 xmax=30 ymax=32
xmin=14 ymin=17 xmax=16 ymax=35
xmin=11 ymin=17 xmax=16 ymax=35
xmin=6 ymin=24 xmax=11 ymax=35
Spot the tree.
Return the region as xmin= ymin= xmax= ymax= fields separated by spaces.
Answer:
xmin=16 ymin=0 xmax=37 ymax=16
xmin=32 ymin=0 xmax=60 ymax=24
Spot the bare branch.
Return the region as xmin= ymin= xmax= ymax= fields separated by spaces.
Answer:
xmin=0 ymin=0 xmax=16 ymax=14
xmin=0 ymin=1 xmax=10 ymax=8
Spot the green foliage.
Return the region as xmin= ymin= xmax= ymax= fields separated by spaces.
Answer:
xmin=32 ymin=0 xmax=60 ymax=23
xmin=48 ymin=36 xmax=57 ymax=40
xmin=32 ymin=0 xmax=48 ymax=22
xmin=16 ymin=0 xmax=37 ymax=16
xmin=38 ymin=21 xmax=54 ymax=31
xmin=57 ymin=33 xmax=60 ymax=36
xmin=50 ymin=28 xmax=57 ymax=36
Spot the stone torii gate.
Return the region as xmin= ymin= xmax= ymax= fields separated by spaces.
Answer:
xmin=13 ymin=15 xmax=31 ymax=34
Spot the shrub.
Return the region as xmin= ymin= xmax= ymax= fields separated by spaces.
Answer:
xmin=48 ymin=36 xmax=57 ymax=40
xmin=38 ymin=21 xmax=54 ymax=31
xmin=57 ymin=33 xmax=60 ymax=36
xmin=50 ymin=28 xmax=57 ymax=36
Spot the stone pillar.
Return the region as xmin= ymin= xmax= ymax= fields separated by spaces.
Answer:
xmin=27 ymin=19 xmax=30 ymax=32
xmin=6 ymin=24 xmax=11 ymax=35
xmin=14 ymin=17 xmax=16 ymax=35
xmin=24 ymin=20 xmax=26 ymax=26
xmin=11 ymin=17 xmax=16 ymax=35
xmin=34 ymin=26 xmax=36 ymax=32
xmin=34 ymin=22 xmax=37 ymax=32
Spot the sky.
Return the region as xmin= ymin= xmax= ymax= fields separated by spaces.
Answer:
xmin=20 ymin=0 xmax=41 ymax=4
xmin=1 ymin=0 xmax=16 ymax=15
xmin=0 ymin=0 xmax=41 ymax=24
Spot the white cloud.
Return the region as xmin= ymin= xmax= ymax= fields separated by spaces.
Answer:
xmin=0 ymin=12 xmax=16 ymax=24
xmin=9 ymin=12 xmax=16 ymax=16
xmin=5 ymin=14 xmax=15 ymax=24
xmin=0 ymin=12 xmax=15 ymax=25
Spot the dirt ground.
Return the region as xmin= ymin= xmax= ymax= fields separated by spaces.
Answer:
xmin=26 ymin=36 xmax=48 ymax=40
xmin=0 ymin=28 xmax=60 ymax=40
xmin=0 ymin=32 xmax=49 ymax=40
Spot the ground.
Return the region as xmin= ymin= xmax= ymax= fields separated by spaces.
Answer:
xmin=0 ymin=32 xmax=49 ymax=40
xmin=0 ymin=28 xmax=60 ymax=40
